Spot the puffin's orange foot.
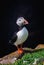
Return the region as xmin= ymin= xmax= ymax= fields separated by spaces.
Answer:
xmin=17 ymin=48 xmax=23 ymax=54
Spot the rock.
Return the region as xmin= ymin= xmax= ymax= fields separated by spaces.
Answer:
xmin=0 ymin=50 xmax=22 ymax=64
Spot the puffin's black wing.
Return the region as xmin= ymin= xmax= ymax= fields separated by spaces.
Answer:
xmin=9 ymin=32 xmax=17 ymax=44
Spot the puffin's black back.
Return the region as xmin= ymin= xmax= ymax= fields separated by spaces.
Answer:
xmin=9 ymin=32 xmax=17 ymax=44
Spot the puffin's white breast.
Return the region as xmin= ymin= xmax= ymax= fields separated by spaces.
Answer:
xmin=14 ymin=27 xmax=28 ymax=46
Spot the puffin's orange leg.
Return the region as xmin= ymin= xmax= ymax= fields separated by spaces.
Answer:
xmin=17 ymin=44 xmax=23 ymax=54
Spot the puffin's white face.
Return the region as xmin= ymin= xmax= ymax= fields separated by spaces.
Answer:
xmin=16 ymin=17 xmax=29 ymax=26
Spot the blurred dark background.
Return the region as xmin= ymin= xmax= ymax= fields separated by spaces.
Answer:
xmin=0 ymin=0 xmax=44 ymax=57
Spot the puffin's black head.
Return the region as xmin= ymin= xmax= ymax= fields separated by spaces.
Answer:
xmin=16 ymin=17 xmax=29 ymax=28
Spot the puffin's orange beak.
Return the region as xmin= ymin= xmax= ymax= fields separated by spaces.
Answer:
xmin=24 ymin=19 xmax=29 ymax=25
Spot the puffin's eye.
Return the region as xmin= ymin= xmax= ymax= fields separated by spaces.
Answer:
xmin=19 ymin=20 xmax=21 ymax=21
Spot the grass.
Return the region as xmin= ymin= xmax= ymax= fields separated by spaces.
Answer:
xmin=0 ymin=49 xmax=44 ymax=65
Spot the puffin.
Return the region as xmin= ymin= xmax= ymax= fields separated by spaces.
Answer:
xmin=9 ymin=17 xmax=29 ymax=54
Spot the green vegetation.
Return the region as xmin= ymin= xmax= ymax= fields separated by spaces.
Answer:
xmin=0 ymin=49 xmax=44 ymax=65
